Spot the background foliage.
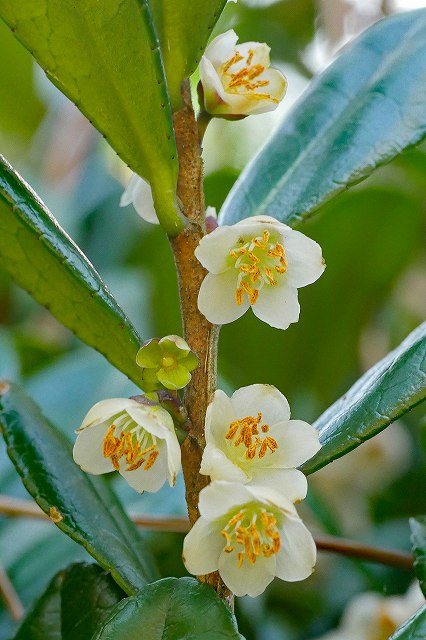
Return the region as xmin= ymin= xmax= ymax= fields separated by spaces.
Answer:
xmin=0 ymin=1 xmax=425 ymax=638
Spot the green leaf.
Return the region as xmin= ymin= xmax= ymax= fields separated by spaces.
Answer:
xmin=0 ymin=381 xmax=157 ymax=595
xmin=0 ymin=155 xmax=143 ymax=387
xmin=410 ymin=516 xmax=426 ymax=597
xmin=389 ymin=605 xmax=426 ymax=640
xmin=301 ymin=323 xmax=426 ymax=475
xmin=0 ymin=0 xmax=181 ymax=234
xmin=150 ymin=0 xmax=226 ymax=110
xmin=14 ymin=563 xmax=126 ymax=640
xmin=219 ymin=9 xmax=426 ymax=227
xmin=92 ymin=577 xmax=244 ymax=640
xmin=15 ymin=571 xmax=62 ymax=640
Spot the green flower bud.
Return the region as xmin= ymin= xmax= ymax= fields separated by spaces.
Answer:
xmin=136 ymin=335 xmax=199 ymax=391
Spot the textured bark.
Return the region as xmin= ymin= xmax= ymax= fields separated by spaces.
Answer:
xmin=170 ymin=81 xmax=232 ymax=606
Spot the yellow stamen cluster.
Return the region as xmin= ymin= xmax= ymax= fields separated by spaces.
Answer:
xmin=225 ymin=412 xmax=278 ymax=460
xmin=103 ymin=424 xmax=159 ymax=472
xmin=222 ymin=49 xmax=277 ymax=102
xmin=221 ymin=507 xmax=281 ymax=566
xmin=230 ymin=229 xmax=287 ymax=306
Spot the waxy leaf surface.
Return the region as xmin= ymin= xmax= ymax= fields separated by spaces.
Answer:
xmin=150 ymin=0 xmax=227 ymax=109
xmin=0 ymin=156 xmax=143 ymax=386
xmin=92 ymin=577 xmax=244 ymax=640
xmin=302 ymin=323 xmax=426 ymax=475
xmin=0 ymin=0 xmax=181 ymax=234
xmin=0 ymin=382 xmax=156 ymax=595
xmin=410 ymin=516 xmax=426 ymax=597
xmin=389 ymin=605 xmax=426 ymax=640
xmin=220 ymin=10 xmax=426 ymax=227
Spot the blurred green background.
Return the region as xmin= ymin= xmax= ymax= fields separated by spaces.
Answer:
xmin=0 ymin=1 xmax=425 ymax=638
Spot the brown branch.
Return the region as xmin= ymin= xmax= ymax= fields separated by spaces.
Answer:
xmin=0 ymin=496 xmax=414 ymax=571
xmin=0 ymin=563 xmax=24 ymax=621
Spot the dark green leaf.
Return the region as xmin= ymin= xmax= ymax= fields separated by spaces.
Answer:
xmin=92 ymin=577 xmax=244 ymax=640
xmin=14 ymin=563 xmax=126 ymax=640
xmin=15 ymin=571 xmax=62 ymax=640
xmin=0 ymin=156 xmax=143 ymax=387
xmin=302 ymin=323 xmax=426 ymax=475
xmin=219 ymin=10 xmax=426 ymax=227
xmin=151 ymin=0 xmax=226 ymax=110
xmin=389 ymin=605 xmax=426 ymax=640
xmin=410 ymin=516 xmax=426 ymax=597
xmin=0 ymin=0 xmax=181 ymax=234
xmin=0 ymin=381 xmax=157 ymax=595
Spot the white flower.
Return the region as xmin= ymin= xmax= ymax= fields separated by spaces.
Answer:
xmin=199 ymin=30 xmax=287 ymax=116
xmin=120 ymin=174 xmax=159 ymax=224
xmin=182 ymin=480 xmax=316 ymax=597
xmin=312 ymin=582 xmax=424 ymax=640
xmin=200 ymin=384 xmax=320 ymax=501
xmin=195 ymin=215 xmax=325 ymax=329
xmin=73 ymin=398 xmax=181 ymax=493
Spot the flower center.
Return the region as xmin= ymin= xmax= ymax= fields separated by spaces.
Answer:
xmin=221 ymin=49 xmax=277 ymax=102
xmin=225 ymin=412 xmax=278 ymax=460
xmin=221 ymin=505 xmax=281 ymax=566
xmin=229 ymin=229 xmax=287 ymax=305
xmin=102 ymin=414 xmax=159 ymax=472
xmin=161 ymin=355 xmax=176 ymax=369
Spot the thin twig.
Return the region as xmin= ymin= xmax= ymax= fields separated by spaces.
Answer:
xmin=0 ymin=495 xmax=414 ymax=570
xmin=0 ymin=563 xmax=24 ymax=621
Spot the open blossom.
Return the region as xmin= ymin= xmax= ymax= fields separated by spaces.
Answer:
xmin=195 ymin=215 xmax=325 ymax=329
xmin=312 ymin=582 xmax=424 ymax=640
xmin=73 ymin=398 xmax=181 ymax=493
xmin=136 ymin=335 xmax=199 ymax=391
xmin=199 ymin=30 xmax=287 ymax=116
xmin=183 ymin=480 xmax=316 ymax=597
xmin=200 ymin=384 xmax=320 ymax=501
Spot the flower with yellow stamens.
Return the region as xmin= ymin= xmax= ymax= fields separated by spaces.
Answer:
xmin=73 ymin=397 xmax=181 ymax=493
xmin=182 ymin=480 xmax=316 ymax=597
xmin=199 ymin=30 xmax=287 ymax=116
xmin=195 ymin=215 xmax=325 ymax=329
xmin=200 ymin=384 xmax=320 ymax=500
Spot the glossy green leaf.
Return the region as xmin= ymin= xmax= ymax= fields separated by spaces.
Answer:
xmin=302 ymin=322 xmax=426 ymax=475
xmin=150 ymin=0 xmax=226 ymax=110
xmin=14 ymin=563 xmax=126 ymax=640
xmin=92 ymin=577 xmax=244 ymax=640
xmin=0 ymin=0 xmax=181 ymax=234
xmin=389 ymin=605 xmax=426 ymax=640
xmin=410 ymin=516 xmax=426 ymax=597
xmin=15 ymin=571 xmax=62 ymax=640
xmin=219 ymin=9 xmax=426 ymax=227
xmin=0 ymin=156 xmax=143 ymax=387
xmin=0 ymin=381 xmax=157 ymax=595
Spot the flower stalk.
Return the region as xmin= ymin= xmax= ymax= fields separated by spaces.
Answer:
xmin=169 ymin=81 xmax=231 ymax=603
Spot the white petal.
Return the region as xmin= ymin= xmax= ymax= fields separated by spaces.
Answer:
xmin=198 ymin=271 xmax=250 ymax=325
xmin=252 ymin=283 xmax=300 ymax=330
xmin=120 ymin=443 xmax=168 ymax=493
xmin=182 ymin=517 xmax=223 ymax=575
xmin=280 ymin=228 xmax=325 ymax=288
xmin=126 ymin=404 xmax=175 ymax=440
xmin=200 ymin=443 xmax=248 ymax=483
xmin=218 ymin=549 xmax=276 ymax=597
xmin=267 ymin=420 xmax=321 ymax=468
xmin=162 ymin=429 xmax=182 ymax=486
xmin=79 ymin=398 xmax=137 ymax=430
xmin=205 ymin=389 xmax=235 ymax=444
xmin=120 ymin=173 xmax=141 ymax=207
xmin=231 ymin=384 xmax=290 ymax=424
xmin=195 ymin=225 xmax=243 ymax=274
xmin=198 ymin=481 xmax=254 ymax=520
xmin=199 ymin=55 xmax=229 ymax=110
xmin=249 ymin=469 xmax=308 ymax=502
xmin=275 ymin=514 xmax=316 ymax=581
xmin=73 ymin=422 xmax=114 ymax=474
xmin=130 ymin=177 xmax=159 ymax=224
xmin=204 ymin=29 xmax=239 ymax=68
